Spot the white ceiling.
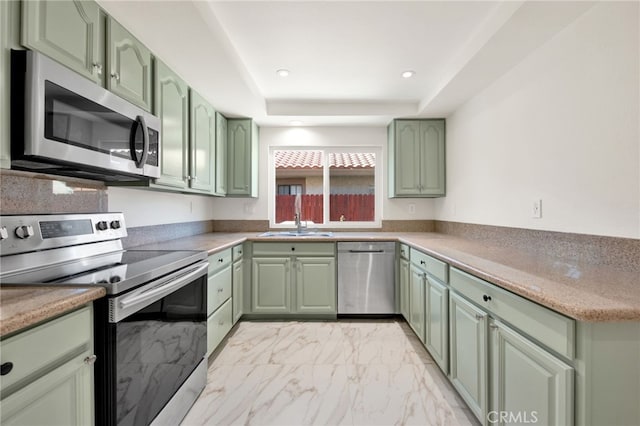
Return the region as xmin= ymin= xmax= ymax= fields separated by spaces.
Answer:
xmin=98 ymin=1 xmax=596 ymax=127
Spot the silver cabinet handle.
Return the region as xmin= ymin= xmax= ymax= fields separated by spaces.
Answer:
xmin=84 ymin=355 xmax=97 ymax=365
xmin=111 ymin=72 xmax=120 ymax=81
xmin=218 ymin=288 xmax=224 ymax=293
xmin=192 ymin=176 xmax=198 ymax=181
xmin=93 ymin=63 xmax=102 ymax=75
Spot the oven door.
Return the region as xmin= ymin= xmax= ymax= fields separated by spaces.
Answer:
xmin=94 ymin=261 xmax=208 ymax=426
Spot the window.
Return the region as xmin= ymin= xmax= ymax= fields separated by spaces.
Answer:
xmin=270 ymin=148 xmax=381 ymax=228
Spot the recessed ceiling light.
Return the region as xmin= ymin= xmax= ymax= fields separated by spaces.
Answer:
xmin=401 ymin=70 xmax=415 ymax=79
xmin=289 ymin=120 xmax=303 ymax=126
xmin=277 ymin=69 xmax=290 ymax=77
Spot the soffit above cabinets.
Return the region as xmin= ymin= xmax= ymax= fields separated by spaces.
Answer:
xmin=98 ymin=1 xmax=596 ymax=127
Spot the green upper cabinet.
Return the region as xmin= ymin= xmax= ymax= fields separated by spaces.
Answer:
xmin=22 ymin=0 xmax=104 ymax=84
xmin=215 ymin=112 xmax=228 ymax=196
xmin=154 ymin=60 xmax=189 ymax=189
xmin=106 ymin=17 xmax=152 ymax=111
xmin=388 ymin=119 xmax=445 ymax=197
xmin=189 ymin=90 xmax=216 ymax=193
xmin=227 ymin=119 xmax=258 ymax=197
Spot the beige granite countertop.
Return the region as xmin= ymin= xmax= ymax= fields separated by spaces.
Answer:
xmin=138 ymin=231 xmax=640 ymax=322
xmin=0 ymin=287 xmax=105 ymax=338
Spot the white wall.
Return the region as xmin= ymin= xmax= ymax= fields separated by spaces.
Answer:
xmin=209 ymin=126 xmax=436 ymax=221
xmin=107 ymin=187 xmax=215 ymax=228
xmin=435 ymin=1 xmax=640 ymax=239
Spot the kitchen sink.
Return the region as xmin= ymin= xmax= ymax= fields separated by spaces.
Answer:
xmin=258 ymin=231 xmax=334 ymax=237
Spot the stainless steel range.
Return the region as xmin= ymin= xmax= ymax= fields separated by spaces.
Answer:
xmin=0 ymin=213 xmax=208 ymax=426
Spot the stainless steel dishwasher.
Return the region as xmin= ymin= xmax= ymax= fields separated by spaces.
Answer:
xmin=337 ymin=242 xmax=396 ymax=314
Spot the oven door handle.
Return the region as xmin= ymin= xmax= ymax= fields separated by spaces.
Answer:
xmin=117 ymin=262 xmax=208 ymax=311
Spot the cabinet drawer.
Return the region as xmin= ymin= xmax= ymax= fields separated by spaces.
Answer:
xmin=410 ymin=248 xmax=448 ymax=283
xmin=232 ymin=244 xmax=244 ymax=261
xmin=208 ymin=248 xmax=232 ymax=275
xmin=0 ymin=306 xmax=92 ymax=394
xmin=208 ymin=266 xmax=232 ymax=315
xmin=207 ymin=298 xmax=232 ymax=355
xmin=252 ymin=242 xmax=335 ymax=256
xmin=399 ymin=244 xmax=410 ymax=260
xmin=450 ymin=267 xmax=575 ymax=359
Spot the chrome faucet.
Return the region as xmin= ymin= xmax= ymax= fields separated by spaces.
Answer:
xmin=294 ymin=193 xmax=302 ymax=233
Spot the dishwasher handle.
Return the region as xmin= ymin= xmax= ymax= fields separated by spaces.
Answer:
xmin=347 ymin=249 xmax=385 ymax=253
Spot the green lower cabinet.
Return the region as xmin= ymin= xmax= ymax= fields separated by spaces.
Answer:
xmin=0 ymin=352 xmax=93 ymax=425
xmin=399 ymin=257 xmax=410 ymax=320
xmin=0 ymin=306 xmax=94 ymax=425
xmin=207 ymin=298 xmax=232 ymax=356
xmin=295 ymin=257 xmax=336 ymax=314
xmin=449 ymin=291 xmax=488 ymax=423
xmin=251 ymin=257 xmax=291 ymax=314
xmin=409 ymin=264 xmax=426 ymax=342
xmin=425 ymin=276 xmax=449 ymax=374
xmin=232 ymin=258 xmax=244 ymax=324
xmin=490 ymin=319 xmax=573 ymax=426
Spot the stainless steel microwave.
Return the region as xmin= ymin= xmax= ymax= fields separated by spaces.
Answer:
xmin=11 ymin=50 xmax=161 ymax=182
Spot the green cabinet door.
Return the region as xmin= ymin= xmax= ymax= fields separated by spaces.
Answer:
xmin=449 ymin=291 xmax=488 ymax=423
xmin=409 ymin=264 xmax=426 ymax=343
xmin=252 ymin=257 xmax=291 ymax=313
xmin=399 ymin=257 xmax=410 ymax=321
xmin=215 ymin=112 xmax=228 ymax=196
xmin=227 ymin=119 xmax=258 ymax=197
xmin=154 ymin=60 xmax=188 ymax=189
xmin=490 ymin=319 xmax=574 ymax=426
xmin=22 ymin=0 xmax=104 ymax=84
xmin=295 ymin=257 xmax=336 ymax=314
xmin=189 ymin=90 xmax=216 ymax=193
xmin=106 ymin=17 xmax=152 ymax=111
xmin=394 ymin=120 xmax=421 ymax=196
xmin=418 ymin=120 xmax=446 ymax=196
xmin=232 ymin=259 xmax=244 ymax=324
xmin=0 ymin=351 xmax=94 ymax=426
xmin=425 ymin=276 xmax=449 ymax=374
xmin=388 ymin=119 xmax=446 ymax=198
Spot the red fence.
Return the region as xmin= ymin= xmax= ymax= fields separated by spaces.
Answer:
xmin=276 ymin=194 xmax=374 ymax=223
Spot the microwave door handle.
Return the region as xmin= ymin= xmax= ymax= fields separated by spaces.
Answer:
xmin=136 ymin=115 xmax=149 ymax=169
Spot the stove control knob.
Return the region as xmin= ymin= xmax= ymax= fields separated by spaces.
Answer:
xmin=96 ymin=221 xmax=109 ymax=231
xmin=15 ymin=225 xmax=34 ymax=239
xmin=110 ymin=220 xmax=121 ymax=230
xmin=109 ymin=275 xmax=121 ymax=283
xmin=0 ymin=227 xmax=8 ymax=241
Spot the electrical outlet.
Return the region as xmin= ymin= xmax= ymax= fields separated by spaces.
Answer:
xmin=532 ymin=199 xmax=542 ymax=219
xmin=409 ymin=203 xmax=416 ymax=214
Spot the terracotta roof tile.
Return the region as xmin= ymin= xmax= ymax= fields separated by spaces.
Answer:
xmin=275 ymin=151 xmax=374 ymax=169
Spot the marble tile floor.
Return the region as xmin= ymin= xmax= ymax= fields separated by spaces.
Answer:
xmin=181 ymin=319 xmax=479 ymax=426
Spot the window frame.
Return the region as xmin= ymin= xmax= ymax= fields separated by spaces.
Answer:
xmin=268 ymin=146 xmax=382 ymax=229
